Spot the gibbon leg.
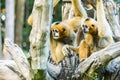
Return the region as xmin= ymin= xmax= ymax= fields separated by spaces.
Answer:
xmin=79 ymin=40 xmax=89 ymax=60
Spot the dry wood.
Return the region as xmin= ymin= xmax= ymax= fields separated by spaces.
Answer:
xmin=4 ymin=39 xmax=31 ymax=80
xmin=47 ymin=41 xmax=120 ymax=80
xmin=0 ymin=60 xmax=21 ymax=80
xmin=74 ymin=41 xmax=120 ymax=79
xmin=29 ymin=0 xmax=53 ymax=69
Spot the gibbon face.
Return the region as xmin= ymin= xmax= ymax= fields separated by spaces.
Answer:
xmin=51 ymin=22 xmax=70 ymax=40
xmin=81 ymin=18 xmax=98 ymax=34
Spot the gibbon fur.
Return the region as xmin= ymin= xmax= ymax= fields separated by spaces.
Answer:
xmin=97 ymin=0 xmax=114 ymax=47
xmin=50 ymin=22 xmax=75 ymax=64
xmin=63 ymin=18 xmax=99 ymax=60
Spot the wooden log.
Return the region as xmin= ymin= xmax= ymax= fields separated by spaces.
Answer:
xmin=74 ymin=41 xmax=120 ymax=79
xmin=0 ymin=60 xmax=22 ymax=80
xmin=47 ymin=42 xmax=120 ymax=79
xmin=4 ymin=39 xmax=31 ymax=80
xmin=29 ymin=0 xmax=53 ymax=70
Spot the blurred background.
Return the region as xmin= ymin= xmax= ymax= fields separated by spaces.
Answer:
xmin=0 ymin=0 xmax=62 ymax=59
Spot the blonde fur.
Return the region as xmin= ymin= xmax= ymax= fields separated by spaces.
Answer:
xmin=50 ymin=22 xmax=75 ymax=64
xmin=50 ymin=0 xmax=88 ymax=63
xmin=97 ymin=0 xmax=114 ymax=47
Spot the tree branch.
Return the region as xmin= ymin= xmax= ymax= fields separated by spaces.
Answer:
xmin=74 ymin=41 xmax=120 ymax=79
xmin=4 ymin=39 xmax=31 ymax=80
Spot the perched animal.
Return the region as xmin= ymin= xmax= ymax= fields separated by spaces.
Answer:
xmin=63 ymin=18 xmax=99 ymax=60
xmin=97 ymin=0 xmax=114 ymax=47
xmin=50 ymin=22 xmax=76 ymax=64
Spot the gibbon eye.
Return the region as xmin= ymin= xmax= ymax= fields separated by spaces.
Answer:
xmin=91 ymin=24 xmax=94 ymax=27
xmin=55 ymin=30 xmax=58 ymax=32
xmin=53 ymin=29 xmax=58 ymax=32
xmin=82 ymin=25 xmax=85 ymax=28
xmin=62 ymin=28 xmax=66 ymax=32
xmin=82 ymin=25 xmax=88 ymax=28
xmin=55 ymin=22 xmax=60 ymax=25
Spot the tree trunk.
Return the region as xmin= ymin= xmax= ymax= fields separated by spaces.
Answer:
xmin=0 ymin=1 xmax=2 ymax=57
xmin=4 ymin=0 xmax=15 ymax=59
xmin=15 ymin=0 xmax=25 ymax=48
xmin=4 ymin=39 xmax=31 ymax=80
xmin=0 ymin=23 xmax=2 ymax=58
xmin=29 ymin=0 xmax=53 ymax=79
xmin=103 ymin=0 xmax=120 ymax=41
xmin=47 ymin=41 xmax=120 ymax=80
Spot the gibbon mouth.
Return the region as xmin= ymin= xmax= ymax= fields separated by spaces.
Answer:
xmin=83 ymin=29 xmax=89 ymax=33
xmin=53 ymin=36 xmax=59 ymax=39
xmin=53 ymin=33 xmax=59 ymax=39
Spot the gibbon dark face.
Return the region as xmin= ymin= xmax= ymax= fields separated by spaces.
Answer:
xmin=82 ymin=25 xmax=89 ymax=33
xmin=81 ymin=18 xmax=98 ymax=34
xmin=51 ymin=22 xmax=71 ymax=40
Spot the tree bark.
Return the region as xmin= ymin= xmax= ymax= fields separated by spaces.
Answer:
xmin=0 ymin=22 xmax=2 ymax=56
xmin=5 ymin=39 xmax=31 ymax=80
xmin=0 ymin=2 xmax=2 ymax=57
xmin=29 ymin=0 xmax=53 ymax=79
xmin=4 ymin=0 xmax=15 ymax=59
xmin=47 ymin=41 xmax=120 ymax=80
xmin=3 ymin=39 xmax=31 ymax=80
xmin=15 ymin=0 xmax=25 ymax=47
xmin=81 ymin=0 xmax=120 ymax=41
xmin=104 ymin=0 xmax=120 ymax=41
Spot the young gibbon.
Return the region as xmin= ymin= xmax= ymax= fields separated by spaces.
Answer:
xmin=62 ymin=18 xmax=99 ymax=60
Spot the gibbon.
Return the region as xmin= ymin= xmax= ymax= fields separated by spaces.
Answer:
xmin=49 ymin=0 xmax=88 ymax=63
xmin=27 ymin=0 xmax=61 ymax=26
xmin=62 ymin=0 xmax=115 ymax=60
xmin=50 ymin=22 xmax=76 ymax=64
xmin=27 ymin=14 xmax=33 ymax=26
xmin=63 ymin=18 xmax=99 ymax=60
xmin=27 ymin=0 xmax=88 ymax=64
xmin=97 ymin=0 xmax=114 ymax=47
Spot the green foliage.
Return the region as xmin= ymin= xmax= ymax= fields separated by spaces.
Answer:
xmin=22 ymin=0 xmax=33 ymax=50
xmin=33 ymin=69 xmax=46 ymax=80
xmin=52 ymin=0 xmax=62 ymax=22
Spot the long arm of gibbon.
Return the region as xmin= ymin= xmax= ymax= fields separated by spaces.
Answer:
xmin=27 ymin=0 xmax=60 ymax=26
xmin=71 ymin=0 xmax=87 ymax=18
xmin=53 ymin=0 xmax=60 ymax=7
xmin=97 ymin=0 xmax=112 ymax=37
xmin=97 ymin=0 xmax=106 ymax=37
xmin=97 ymin=0 xmax=106 ymax=24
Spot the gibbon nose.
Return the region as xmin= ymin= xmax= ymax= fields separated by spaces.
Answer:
xmin=82 ymin=25 xmax=88 ymax=33
xmin=53 ymin=30 xmax=58 ymax=33
xmin=54 ymin=32 xmax=59 ymax=37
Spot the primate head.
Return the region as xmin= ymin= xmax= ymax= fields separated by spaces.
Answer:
xmin=81 ymin=18 xmax=98 ymax=34
xmin=51 ymin=22 xmax=71 ymax=40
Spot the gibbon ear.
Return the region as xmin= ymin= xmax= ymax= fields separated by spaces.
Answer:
xmin=55 ymin=22 xmax=60 ymax=25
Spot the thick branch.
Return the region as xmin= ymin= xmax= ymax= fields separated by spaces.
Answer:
xmin=0 ymin=60 xmax=22 ymax=80
xmin=29 ymin=0 xmax=53 ymax=69
xmin=74 ymin=42 xmax=120 ymax=78
xmin=4 ymin=39 xmax=31 ymax=80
